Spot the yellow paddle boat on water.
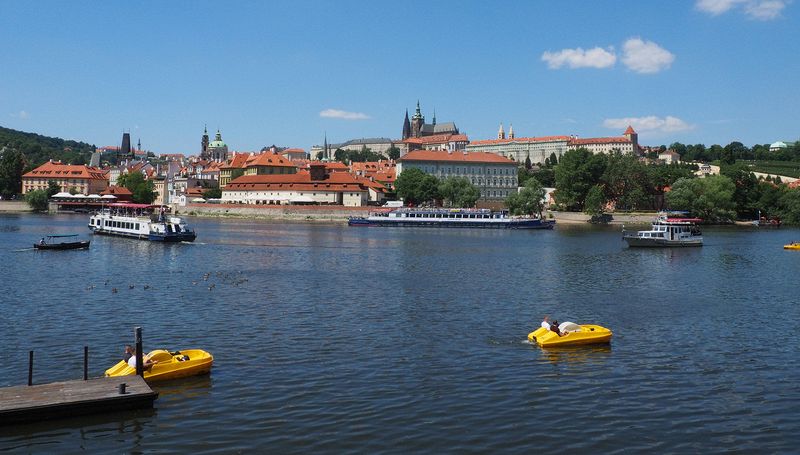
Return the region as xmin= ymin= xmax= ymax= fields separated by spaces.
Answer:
xmin=784 ymin=242 xmax=800 ymax=250
xmin=105 ymin=349 xmax=213 ymax=382
xmin=528 ymin=322 xmax=612 ymax=347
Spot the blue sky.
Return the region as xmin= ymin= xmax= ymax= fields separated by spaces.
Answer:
xmin=1 ymin=1 xmax=798 ymax=155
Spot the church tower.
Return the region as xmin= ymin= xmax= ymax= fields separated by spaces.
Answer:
xmin=402 ymin=110 xmax=411 ymax=140
xmin=498 ymin=123 xmax=505 ymax=140
xmin=201 ymin=125 xmax=209 ymax=159
xmin=623 ymin=125 xmax=639 ymax=153
xmin=411 ymin=101 xmax=425 ymax=138
xmin=508 ymin=124 xmax=515 ymax=140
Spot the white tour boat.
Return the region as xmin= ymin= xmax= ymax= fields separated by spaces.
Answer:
xmin=88 ymin=203 xmax=197 ymax=242
xmin=622 ymin=212 xmax=703 ymax=247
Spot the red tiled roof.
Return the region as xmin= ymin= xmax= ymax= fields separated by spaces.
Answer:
xmin=569 ymin=137 xmax=631 ymax=145
xmin=23 ymin=161 xmax=107 ymax=180
xmin=100 ymin=185 xmax=133 ymax=196
xmin=402 ymin=133 xmax=469 ymax=145
xmin=221 ymin=152 xmax=251 ymax=170
xmin=399 ymin=150 xmax=516 ymax=164
xmin=624 ymin=125 xmax=636 ymax=135
xmin=245 ymin=151 xmax=296 ymax=168
xmin=469 ymin=135 xmax=572 ymax=146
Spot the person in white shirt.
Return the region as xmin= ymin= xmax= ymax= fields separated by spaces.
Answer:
xmin=541 ymin=315 xmax=551 ymax=330
xmin=127 ymin=348 xmax=157 ymax=371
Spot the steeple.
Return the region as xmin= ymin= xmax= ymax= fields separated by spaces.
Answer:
xmin=498 ymin=123 xmax=505 ymax=140
xmin=323 ymin=132 xmax=329 ymax=160
xmin=432 ymin=108 xmax=437 ymax=126
xmin=402 ymin=109 xmax=411 ymax=140
xmin=508 ymin=124 xmax=514 ymax=139
xmin=412 ymin=100 xmax=423 ymax=120
xmin=201 ymin=124 xmax=209 ymax=157
xmin=137 ymin=138 xmax=141 ymax=153
xmin=215 ymin=129 xmax=222 ymax=141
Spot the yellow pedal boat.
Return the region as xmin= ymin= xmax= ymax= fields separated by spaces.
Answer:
xmin=528 ymin=323 xmax=612 ymax=347
xmin=784 ymin=242 xmax=800 ymax=250
xmin=105 ymin=349 xmax=213 ymax=382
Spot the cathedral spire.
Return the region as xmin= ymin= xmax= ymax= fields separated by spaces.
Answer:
xmin=402 ymin=109 xmax=411 ymax=140
xmin=498 ymin=123 xmax=505 ymax=140
xmin=432 ymin=108 xmax=436 ymax=126
xmin=508 ymin=123 xmax=514 ymax=139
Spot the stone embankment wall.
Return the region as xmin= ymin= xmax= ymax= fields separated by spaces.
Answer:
xmin=0 ymin=201 xmax=31 ymax=212
xmin=175 ymin=203 xmax=370 ymax=222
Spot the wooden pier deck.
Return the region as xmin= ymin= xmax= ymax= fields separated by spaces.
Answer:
xmin=0 ymin=375 xmax=158 ymax=425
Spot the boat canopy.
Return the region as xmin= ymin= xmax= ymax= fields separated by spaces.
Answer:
xmin=45 ymin=234 xmax=79 ymax=238
xmin=107 ymin=203 xmax=166 ymax=209
xmin=101 ymin=194 xmax=118 ymax=199
xmin=52 ymin=192 xmax=74 ymax=198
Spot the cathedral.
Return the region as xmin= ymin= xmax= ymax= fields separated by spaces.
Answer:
xmin=200 ymin=126 xmax=229 ymax=162
xmin=402 ymin=101 xmax=459 ymax=140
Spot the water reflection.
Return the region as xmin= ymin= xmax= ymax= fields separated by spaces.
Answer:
xmin=535 ymin=344 xmax=613 ymax=366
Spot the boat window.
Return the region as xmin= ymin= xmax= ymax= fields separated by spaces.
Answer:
xmin=135 ymin=223 xmax=139 ymax=230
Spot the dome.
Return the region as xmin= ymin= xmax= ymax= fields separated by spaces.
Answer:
xmin=770 ymin=141 xmax=787 ymax=149
xmin=209 ymin=140 xmax=227 ymax=148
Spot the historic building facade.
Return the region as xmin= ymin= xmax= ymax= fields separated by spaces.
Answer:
xmin=21 ymin=161 xmax=108 ymax=195
xmin=567 ymin=126 xmax=639 ymax=154
xmin=397 ymin=150 xmax=518 ymax=201
xmin=467 ymin=134 xmax=571 ymax=164
xmin=200 ymin=128 xmax=229 ymax=162
xmin=402 ymin=102 xmax=459 ymax=140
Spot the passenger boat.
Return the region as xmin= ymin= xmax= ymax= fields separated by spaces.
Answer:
xmin=88 ymin=203 xmax=197 ymax=242
xmin=622 ymin=211 xmax=703 ymax=247
xmin=105 ymin=349 xmax=213 ymax=383
xmin=34 ymin=234 xmax=90 ymax=250
xmin=784 ymin=242 xmax=800 ymax=250
xmin=348 ymin=208 xmax=555 ymax=229
xmin=528 ymin=322 xmax=613 ymax=347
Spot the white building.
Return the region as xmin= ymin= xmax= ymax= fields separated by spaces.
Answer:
xmin=467 ymin=135 xmax=571 ymax=164
xmin=397 ymin=150 xmax=518 ymax=201
xmin=568 ymin=126 xmax=639 ymax=155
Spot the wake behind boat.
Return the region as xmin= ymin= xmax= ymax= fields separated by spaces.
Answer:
xmin=88 ymin=203 xmax=197 ymax=242
xmin=34 ymin=234 xmax=90 ymax=250
xmin=348 ymin=207 xmax=555 ymax=229
xmin=622 ymin=211 xmax=703 ymax=247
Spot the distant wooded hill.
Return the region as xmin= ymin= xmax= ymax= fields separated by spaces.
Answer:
xmin=0 ymin=125 xmax=96 ymax=170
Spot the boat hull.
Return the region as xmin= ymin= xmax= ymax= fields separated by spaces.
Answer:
xmin=784 ymin=243 xmax=800 ymax=250
xmin=34 ymin=241 xmax=91 ymax=250
xmin=528 ymin=324 xmax=612 ymax=347
xmin=105 ymin=349 xmax=213 ymax=383
xmin=623 ymin=235 xmax=702 ymax=247
xmin=348 ymin=217 xmax=555 ymax=229
xmin=148 ymin=232 xmax=198 ymax=242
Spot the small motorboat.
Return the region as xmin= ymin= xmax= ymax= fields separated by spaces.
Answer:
xmin=528 ymin=322 xmax=612 ymax=347
xmin=784 ymin=242 xmax=800 ymax=250
xmin=34 ymin=234 xmax=90 ymax=250
xmin=105 ymin=349 xmax=213 ymax=382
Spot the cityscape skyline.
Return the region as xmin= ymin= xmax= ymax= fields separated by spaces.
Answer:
xmin=2 ymin=1 xmax=798 ymax=154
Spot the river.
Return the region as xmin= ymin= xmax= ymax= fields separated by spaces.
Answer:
xmin=1 ymin=213 xmax=798 ymax=453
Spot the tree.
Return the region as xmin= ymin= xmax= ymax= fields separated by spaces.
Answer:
xmin=584 ymin=185 xmax=605 ymax=216
xmin=548 ymin=152 xmax=558 ymax=167
xmin=602 ymin=152 xmax=650 ymax=210
xmin=776 ymin=187 xmax=800 ymax=224
xmin=25 ymin=189 xmax=49 ymax=212
xmin=438 ymin=177 xmax=480 ymax=207
xmin=117 ymin=172 xmax=155 ymax=204
xmin=666 ymin=175 xmax=736 ymax=222
xmin=0 ymin=148 xmax=27 ymax=198
xmin=46 ymin=180 xmax=61 ymax=197
xmin=203 ymin=187 xmax=222 ymax=199
xmin=315 ymin=151 xmax=324 ymax=160
xmin=554 ymin=148 xmax=607 ymax=211
xmin=395 ymin=168 xmax=440 ymax=205
xmin=506 ymin=178 xmax=546 ymax=216
xmin=386 ymin=145 xmax=401 ymax=160
xmin=720 ymin=163 xmax=759 ymax=219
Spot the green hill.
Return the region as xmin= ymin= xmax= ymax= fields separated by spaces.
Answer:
xmin=0 ymin=125 xmax=96 ymax=169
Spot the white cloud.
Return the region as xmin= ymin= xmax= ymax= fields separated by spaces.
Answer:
xmin=696 ymin=0 xmax=746 ymax=15
xmin=603 ymin=116 xmax=694 ymax=134
xmin=621 ymin=38 xmax=675 ymax=74
xmin=695 ymin=0 xmax=788 ymax=20
xmin=319 ymin=109 xmax=370 ymax=120
xmin=9 ymin=110 xmax=29 ymax=119
xmin=744 ymin=0 xmax=788 ymax=19
xmin=541 ymin=46 xmax=616 ymax=70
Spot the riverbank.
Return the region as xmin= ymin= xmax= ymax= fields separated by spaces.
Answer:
xmin=0 ymin=201 xmax=31 ymax=212
xmin=175 ymin=203 xmax=663 ymax=226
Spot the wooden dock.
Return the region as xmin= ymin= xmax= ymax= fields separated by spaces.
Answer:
xmin=0 ymin=375 xmax=158 ymax=425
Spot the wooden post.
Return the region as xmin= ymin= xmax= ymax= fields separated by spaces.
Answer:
xmin=83 ymin=346 xmax=89 ymax=380
xmin=134 ymin=327 xmax=143 ymax=377
xmin=27 ymin=351 xmax=33 ymax=386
